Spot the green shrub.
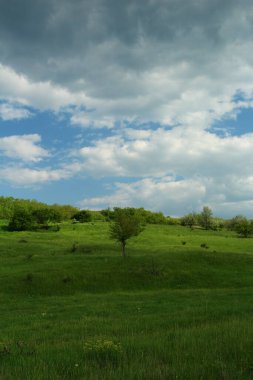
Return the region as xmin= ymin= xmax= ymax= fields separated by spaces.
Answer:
xmin=83 ymin=338 xmax=122 ymax=364
xmin=8 ymin=207 xmax=34 ymax=231
xmin=71 ymin=210 xmax=92 ymax=223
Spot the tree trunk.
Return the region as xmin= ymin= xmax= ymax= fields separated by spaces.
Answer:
xmin=121 ymin=241 xmax=126 ymax=257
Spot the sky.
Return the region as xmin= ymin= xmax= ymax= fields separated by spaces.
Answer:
xmin=1 ymin=0 xmax=253 ymax=217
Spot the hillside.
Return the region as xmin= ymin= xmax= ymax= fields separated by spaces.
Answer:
xmin=1 ymin=222 xmax=253 ymax=379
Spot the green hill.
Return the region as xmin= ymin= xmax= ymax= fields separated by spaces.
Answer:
xmin=1 ymin=222 xmax=253 ymax=379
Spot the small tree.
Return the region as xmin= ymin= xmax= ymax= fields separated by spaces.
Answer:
xmin=235 ymin=219 xmax=253 ymax=238
xmin=181 ymin=213 xmax=197 ymax=229
xmin=32 ymin=207 xmax=62 ymax=227
xmin=199 ymin=206 xmax=213 ymax=230
xmin=32 ymin=207 xmax=52 ymax=226
xmin=226 ymin=215 xmax=247 ymax=231
xmin=109 ymin=208 xmax=144 ymax=257
xmin=8 ymin=206 xmax=34 ymax=231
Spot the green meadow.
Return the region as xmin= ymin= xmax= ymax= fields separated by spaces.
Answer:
xmin=1 ymin=221 xmax=253 ymax=379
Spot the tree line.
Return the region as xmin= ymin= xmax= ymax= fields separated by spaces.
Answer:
xmin=0 ymin=196 xmax=78 ymax=231
xmin=181 ymin=206 xmax=253 ymax=238
xmin=1 ymin=196 xmax=253 ymax=239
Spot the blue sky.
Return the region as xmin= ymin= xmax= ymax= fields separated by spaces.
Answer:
xmin=1 ymin=0 xmax=253 ymax=217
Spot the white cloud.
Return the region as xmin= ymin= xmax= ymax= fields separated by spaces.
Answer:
xmin=78 ymin=127 xmax=253 ymax=179
xmin=1 ymin=0 xmax=253 ymax=132
xmin=0 ymin=166 xmax=71 ymax=186
xmin=80 ymin=175 xmax=253 ymax=218
xmin=77 ymin=126 xmax=253 ymax=216
xmin=80 ymin=177 xmax=206 ymax=215
xmin=0 ymin=158 xmax=85 ymax=187
xmin=1 ymin=3 xmax=253 ymax=130
xmin=0 ymin=103 xmax=32 ymax=120
xmin=70 ymin=111 xmax=115 ymax=128
xmin=0 ymin=134 xmax=49 ymax=162
xmin=0 ymin=64 xmax=90 ymax=111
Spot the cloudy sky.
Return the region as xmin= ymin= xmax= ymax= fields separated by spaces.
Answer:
xmin=1 ymin=0 xmax=253 ymax=217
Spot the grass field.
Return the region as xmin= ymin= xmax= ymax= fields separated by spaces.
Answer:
xmin=1 ymin=221 xmax=253 ymax=379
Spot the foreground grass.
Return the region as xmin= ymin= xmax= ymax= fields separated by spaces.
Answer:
xmin=1 ymin=222 xmax=253 ymax=379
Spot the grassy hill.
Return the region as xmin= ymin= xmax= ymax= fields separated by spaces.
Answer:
xmin=1 ymin=222 xmax=253 ymax=379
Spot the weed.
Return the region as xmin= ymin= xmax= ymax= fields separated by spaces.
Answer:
xmin=0 ymin=342 xmax=11 ymax=356
xmin=200 ymin=243 xmax=209 ymax=249
xmin=24 ymin=273 xmax=33 ymax=282
xmin=62 ymin=276 xmax=72 ymax=284
xmin=16 ymin=341 xmax=35 ymax=356
xmin=70 ymin=242 xmax=78 ymax=253
xmin=83 ymin=338 xmax=122 ymax=365
xmin=25 ymin=253 xmax=34 ymax=260
xmin=145 ymin=258 xmax=164 ymax=277
xmin=19 ymin=239 xmax=28 ymax=243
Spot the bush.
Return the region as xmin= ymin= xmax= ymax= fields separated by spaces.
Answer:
xmin=235 ymin=220 xmax=253 ymax=238
xmin=8 ymin=205 xmax=62 ymax=232
xmin=100 ymin=208 xmax=115 ymax=221
xmin=32 ymin=207 xmax=61 ymax=225
xmin=83 ymin=338 xmax=122 ymax=364
xmin=71 ymin=210 xmax=92 ymax=223
xmin=166 ymin=216 xmax=181 ymax=225
xmin=8 ymin=207 xmax=34 ymax=231
xmin=225 ymin=215 xmax=253 ymax=237
xmin=226 ymin=215 xmax=248 ymax=231
xmin=181 ymin=213 xmax=197 ymax=228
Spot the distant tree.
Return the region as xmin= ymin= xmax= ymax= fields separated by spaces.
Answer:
xmin=226 ymin=215 xmax=247 ymax=231
xmin=166 ymin=216 xmax=181 ymax=225
xmin=109 ymin=208 xmax=144 ymax=257
xmin=89 ymin=210 xmax=106 ymax=221
xmin=0 ymin=196 xmax=16 ymax=219
xmin=235 ymin=219 xmax=253 ymax=238
xmin=199 ymin=206 xmax=213 ymax=230
xmin=181 ymin=213 xmax=197 ymax=229
xmin=144 ymin=211 xmax=167 ymax=224
xmin=8 ymin=206 xmax=34 ymax=231
xmin=71 ymin=210 xmax=92 ymax=223
xmin=211 ymin=217 xmax=225 ymax=231
xmin=50 ymin=204 xmax=79 ymax=220
xmin=101 ymin=207 xmax=170 ymax=225
xmin=32 ymin=207 xmax=62 ymax=226
xmin=32 ymin=207 xmax=52 ymax=225
xmin=100 ymin=208 xmax=115 ymax=221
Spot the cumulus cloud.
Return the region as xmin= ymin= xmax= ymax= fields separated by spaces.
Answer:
xmin=80 ymin=177 xmax=206 ymax=215
xmin=70 ymin=111 xmax=115 ymax=128
xmin=80 ymin=174 xmax=253 ymax=218
xmin=78 ymin=127 xmax=253 ymax=179
xmin=0 ymin=64 xmax=90 ymax=111
xmin=0 ymin=0 xmax=253 ymax=126
xmin=0 ymin=166 xmax=70 ymax=186
xmin=0 ymin=103 xmax=32 ymax=120
xmin=77 ymin=126 xmax=253 ymax=216
xmin=0 ymin=134 xmax=49 ymax=162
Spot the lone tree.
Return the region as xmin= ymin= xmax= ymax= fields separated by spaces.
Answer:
xmin=109 ymin=208 xmax=144 ymax=257
xmin=199 ymin=206 xmax=213 ymax=230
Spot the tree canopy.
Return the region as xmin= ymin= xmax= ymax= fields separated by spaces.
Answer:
xmin=109 ymin=208 xmax=144 ymax=257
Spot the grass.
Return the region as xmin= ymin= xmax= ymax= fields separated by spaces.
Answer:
xmin=1 ymin=222 xmax=253 ymax=379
